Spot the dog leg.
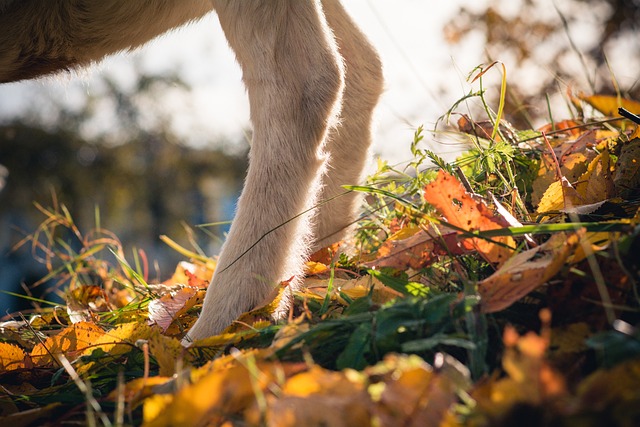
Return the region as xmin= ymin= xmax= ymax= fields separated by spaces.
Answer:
xmin=185 ymin=0 xmax=345 ymax=341
xmin=312 ymin=0 xmax=384 ymax=250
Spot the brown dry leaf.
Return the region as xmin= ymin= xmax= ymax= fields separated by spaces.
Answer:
xmin=148 ymin=286 xmax=201 ymax=332
xmin=30 ymin=321 xmax=105 ymax=367
xmin=538 ymin=119 xmax=582 ymax=137
xmin=367 ymin=227 xmax=465 ymax=270
xmin=368 ymin=354 xmax=458 ymax=427
xmin=577 ymin=357 xmax=640 ymax=413
xmin=424 ymin=170 xmax=515 ymax=266
xmin=0 ymin=403 xmax=61 ymax=427
xmin=457 ymin=114 xmax=517 ymax=143
xmin=255 ymin=366 xmax=371 ymax=427
xmin=0 ymin=342 xmax=27 ymax=372
xmin=579 ymin=94 xmax=640 ymax=117
xmin=532 ymin=130 xmax=597 ymax=208
xmin=613 ymin=137 xmax=640 ymax=198
xmin=478 ymin=233 xmax=580 ymax=313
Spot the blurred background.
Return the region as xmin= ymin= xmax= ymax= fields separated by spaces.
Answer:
xmin=1 ymin=0 xmax=638 ymax=313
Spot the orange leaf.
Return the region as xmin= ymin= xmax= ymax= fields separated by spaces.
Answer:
xmin=0 ymin=342 xmax=27 ymax=372
xmin=30 ymin=322 xmax=105 ymax=367
xmin=424 ymin=170 xmax=515 ymax=265
xmin=164 ymin=261 xmax=213 ymax=289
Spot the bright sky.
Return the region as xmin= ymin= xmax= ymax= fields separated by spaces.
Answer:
xmin=1 ymin=1 xmax=631 ymax=164
xmin=0 ymin=1 xmax=495 ymax=165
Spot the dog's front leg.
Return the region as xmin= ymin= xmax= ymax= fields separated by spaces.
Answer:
xmin=185 ymin=0 xmax=344 ymax=342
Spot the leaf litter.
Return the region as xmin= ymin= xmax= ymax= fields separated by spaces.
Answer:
xmin=1 ymin=86 xmax=640 ymax=426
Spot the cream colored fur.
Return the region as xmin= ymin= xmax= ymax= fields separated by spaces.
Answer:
xmin=0 ymin=0 xmax=383 ymax=342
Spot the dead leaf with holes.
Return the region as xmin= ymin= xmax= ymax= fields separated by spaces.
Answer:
xmin=478 ymin=233 xmax=580 ymax=313
xmin=424 ymin=170 xmax=515 ymax=266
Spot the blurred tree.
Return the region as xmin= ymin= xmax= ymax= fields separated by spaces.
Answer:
xmin=0 ymin=70 xmax=248 ymax=314
xmin=444 ymin=0 xmax=640 ymax=127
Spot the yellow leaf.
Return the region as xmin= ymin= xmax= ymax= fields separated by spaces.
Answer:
xmin=472 ymin=324 xmax=566 ymax=419
xmin=574 ymin=150 xmax=615 ymax=204
xmin=147 ymin=332 xmax=188 ymax=377
xmin=107 ymin=376 xmax=171 ymax=405
xmin=579 ymin=94 xmax=640 ymax=117
xmin=81 ymin=322 xmax=155 ymax=357
xmin=613 ymin=137 xmax=640 ymax=199
xmin=304 ymin=261 xmax=330 ymax=276
xmin=0 ymin=342 xmax=26 ymax=372
xmin=75 ymin=322 xmax=157 ymax=375
xmin=143 ymin=355 xmax=279 ymax=426
xmin=143 ymin=394 xmax=175 ymax=424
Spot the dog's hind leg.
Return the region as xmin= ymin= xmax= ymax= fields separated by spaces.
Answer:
xmin=185 ymin=0 xmax=345 ymax=341
xmin=312 ymin=0 xmax=384 ymax=250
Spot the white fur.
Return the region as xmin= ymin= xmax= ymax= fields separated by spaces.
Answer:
xmin=0 ymin=0 xmax=383 ymax=341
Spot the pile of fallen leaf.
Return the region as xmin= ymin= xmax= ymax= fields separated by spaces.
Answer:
xmin=1 ymin=94 xmax=640 ymax=426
